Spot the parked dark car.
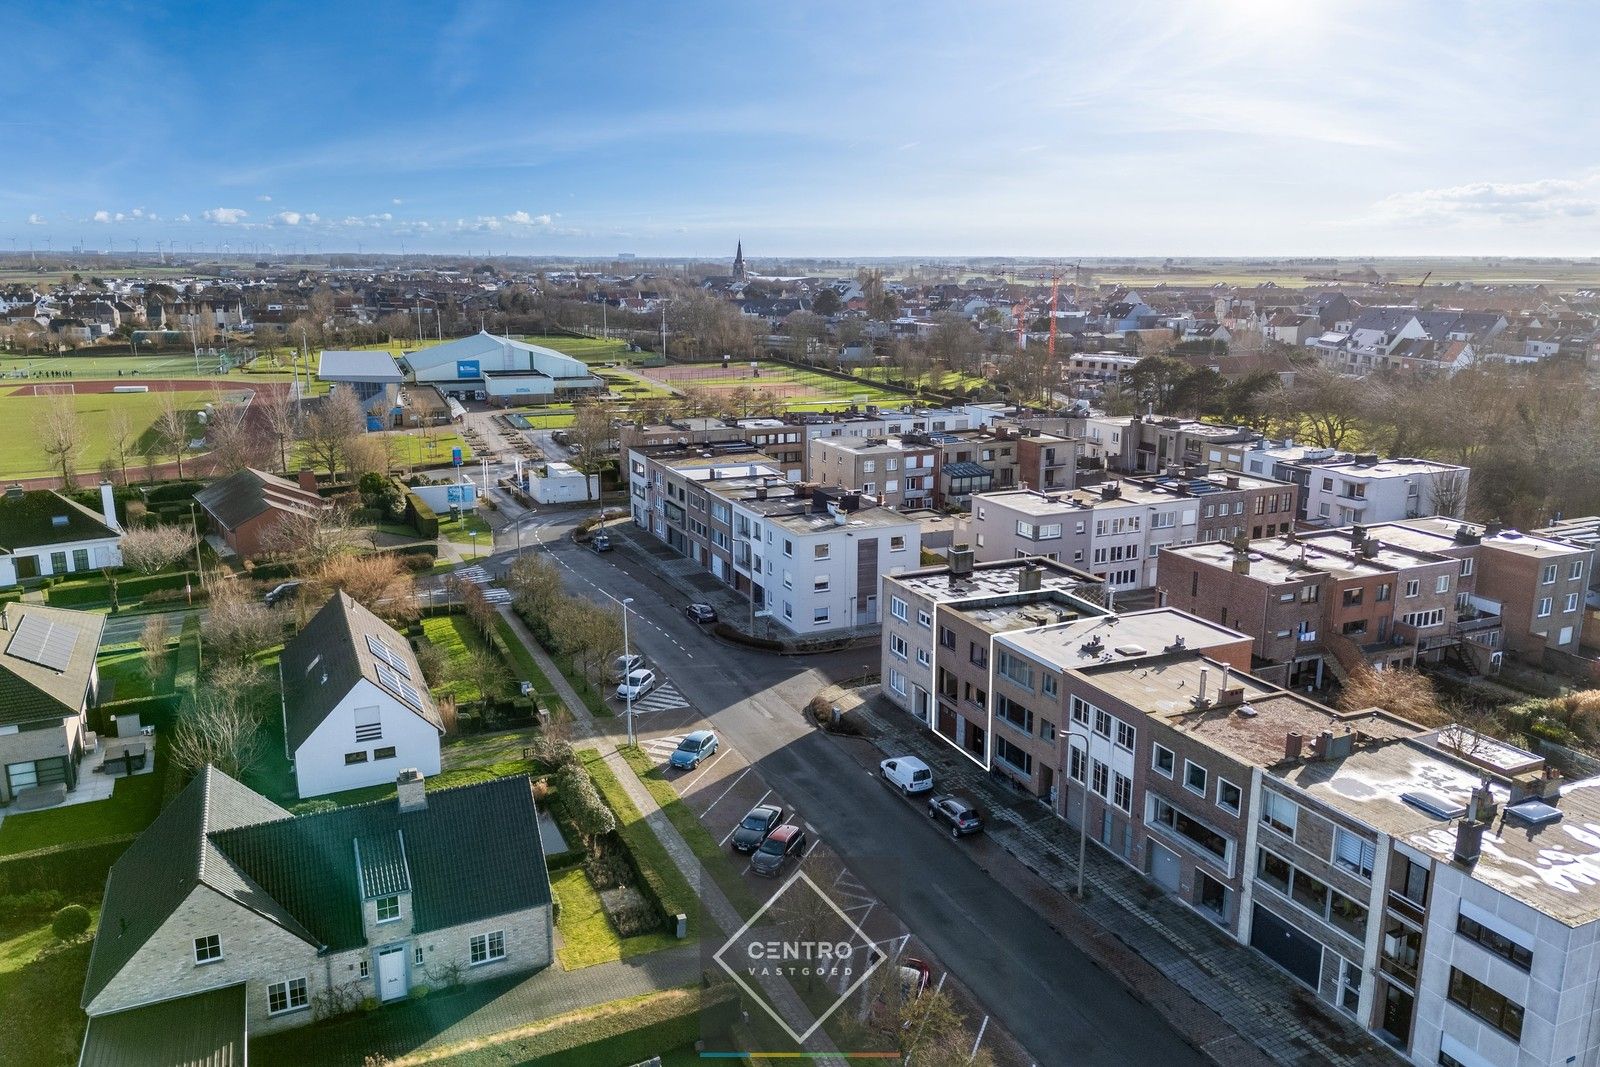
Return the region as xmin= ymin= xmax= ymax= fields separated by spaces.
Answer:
xmin=264 ymin=581 xmax=302 ymax=606
xmin=685 ymin=603 xmax=718 ymax=624
xmin=750 ymin=823 xmax=808 ymax=876
xmin=926 ymin=794 xmax=984 ymax=837
xmin=730 ymin=804 xmax=782 ymax=853
xmin=591 ymin=533 xmax=612 ymax=553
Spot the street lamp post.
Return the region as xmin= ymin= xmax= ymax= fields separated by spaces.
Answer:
xmin=622 ymin=598 xmax=635 ymax=746
xmin=1065 ymin=727 xmax=1091 ymax=898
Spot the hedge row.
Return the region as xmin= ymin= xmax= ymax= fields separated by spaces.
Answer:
xmin=404 ymin=490 xmax=439 ymax=538
xmin=579 ymin=750 xmax=697 ymax=933
xmin=144 ymin=481 xmax=205 ymax=504
xmin=48 ymin=570 xmax=197 ymax=607
xmin=0 ymin=836 xmax=133 ymax=897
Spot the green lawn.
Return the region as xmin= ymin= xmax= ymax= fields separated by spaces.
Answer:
xmin=492 ymin=616 xmax=569 ymax=720
xmin=0 ymin=748 xmax=166 ymax=856
xmin=439 ymin=512 xmax=492 ymax=546
xmin=290 ymin=428 xmax=472 ymax=472
xmin=617 ymin=745 xmax=759 ymax=919
xmin=0 ymin=908 xmax=99 ymax=977
xmin=0 ymin=937 xmax=92 ymax=1067
xmin=421 ymin=613 xmax=509 ymax=705
xmin=0 ymin=387 xmax=214 ymax=479
xmin=551 ymin=866 xmax=676 ymax=969
xmin=0 ymin=351 xmax=305 ymax=380
xmin=579 ymin=750 xmax=697 ymax=940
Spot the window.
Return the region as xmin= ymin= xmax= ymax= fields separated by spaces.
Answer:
xmin=1401 ymin=608 xmax=1445 ymax=628
xmin=1436 ymin=575 xmax=1450 ymax=594
xmin=1150 ymin=796 xmax=1229 ymax=861
xmin=890 ymin=634 xmax=908 ymax=659
xmin=813 ymin=607 xmax=831 ymax=625
xmin=1565 ymin=592 xmax=1580 ymax=613
xmin=813 ymin=576 xmax=831 ymax=592
xmin=890 ymin=535 xmax=906 ymax=552
xmin=1112 ymin=772 xmax=1132 ymax=812
xmin=1337 ymin=957 xmax=1361 ymax=1016
xmin=415 ymin=945 xmax=424 ymax=965
xmin=1456 ymin=912 xmax=1533 ymax=971
xmin=1461 ymin=557 xmax=1474 ymax=577
xmin=358 ymin=958 xmax=369 ymax=979
xmin=1115 ymin=721 xmax=1135 ymax=750
xmin=814 ymin=544 xmax=830 ymax=560
xmin=998 ymin=652 xmax=1034 ymax=689
xmin=1334 ymin=828 xmax=1376 ymax=878
xmin=470 ymin=931 xmax=507 ymax=965
xmin=1571 ymin=559 xmax=1585 ymax=581
xmin=1217 ymin=779 xmax=1241 ymax=814
xmin=193 ymin=935 xmax=222 ymax=964
xmin=939 ymin=626 xmax=956 ymax=649
xmin=345 ymin=751 xmax=368 ymax=765
xmin=1291 ymin=867 xmax=1330 ymax=915
xmin=1068 ymin=745 xmax=1086 ymax=782
xmin=1541 ymin=563 xmax=1557 ymax=585
xmin=916 ymin=648 xmax=930 ymax=667
xmin=376 ymin=895 xmax=401 ymax=923
xmin=1152 ymin=744 xmax=1175 ymax=777
xmin=995 ymin=736 xmax=1033 ymax=775
xmin=1260 ymin=791 xmax=1297 ymax=838
xmin=72 ymin=548 xmax=89 ymax=571
xmin=1091 ymin=759 xmax=1109 ymax=797
xmin=888 ymin=669 xmax=907 ymax=696
xmin=1538 ymin=597 xmax=1553 ymax=618
xmin=917 ymin=609 xmax=932 ymax=628
xmin=267 ymin=977 xmax=309 ymax=1015
xmin=374 ymin=746 xmax=397 ymax=760
xmin=783 ymin=539 xmax=793 ymax=557
xmin=1070 ymin=696 xmax=1090 ymax=726
xmin=1042 ymin=674 xmax=1058 ymax=697
xmin=1183 ymin=760 xmax=1207 ymax=796
xmin=1257 ymin=849 xmax=1291 ymax=893
xmin=1404 ymin=579 xmax=1419 ymax=598
xmin=1094 ymin=708 xmax=1112 ymax=739
xmin=1447 ymin=967 xmax=1524 ymax=1041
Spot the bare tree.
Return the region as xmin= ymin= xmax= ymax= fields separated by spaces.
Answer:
xmin=307 ymin=554 xmax=416 ymax=623
xmin=1428 ymin=470 xmax=1470 ymax=519
xmin=119 ymin=524 xmax=197 ymax=575
xmin=301 ymin=388 xmax=365 ymax=480
xmin=258 ymin=385 xmax=300 ymax=473
xmin=449 ymin=646 xmax=509 ymax=706
xmin=553 ymin=599 xmax=623 ymax=689
xmin=39 ymin=396 xmax=81 ymax=488
xmin=138 ymin=614 xmax=172 ymax=685
xmin=205 ymin=581 xmax=282 ymax=663
xmin=567 ymin=400 xmax=616 ymax=501
xmin=108 ymin=408 xmax=135 ymax=485
xmin=257 ymin=504 xmax=359 ymax=567
xmin=204 ymin=390 xmax=263 ymax=474
xmin=154 ymin=390 xmax=194 ymax=479
xmin=168 ymin=667 xmax=265 ymax=780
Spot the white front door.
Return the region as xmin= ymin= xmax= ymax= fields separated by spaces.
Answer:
xmin=377 ymin=945 xmax=409 ymax=1001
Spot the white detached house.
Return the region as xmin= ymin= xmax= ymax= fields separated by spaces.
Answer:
xmin=279 ymin=593 xmax=443 ymax=799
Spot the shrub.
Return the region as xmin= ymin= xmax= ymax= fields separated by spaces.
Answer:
xmin=51 ymin=904 xmax=92 ymax=940
xmin=0 ymin=889 xmax=65 ymax=923
xmin=404 ymin=491 xmax=439 ymax=538
xmin=291 ymin=798 xmax=339 ymax=816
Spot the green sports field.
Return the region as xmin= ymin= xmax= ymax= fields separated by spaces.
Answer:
xmin=0 ymin=387 xmax=214 ymax=479
xmin=0 ymin=352 xmax=309 ymax=382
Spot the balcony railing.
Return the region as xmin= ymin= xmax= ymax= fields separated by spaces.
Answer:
xmin=1387 ymin=889 xmax=1426 ymax=927
xmin=1296 ymin=630 xmax=1318 ymax=643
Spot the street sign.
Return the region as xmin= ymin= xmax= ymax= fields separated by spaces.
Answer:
xmin=452 ymin=447 xmax=463 ymax=466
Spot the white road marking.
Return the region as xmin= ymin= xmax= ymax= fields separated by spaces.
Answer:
xmin=706 ymin=776 xmax=760 ymax=824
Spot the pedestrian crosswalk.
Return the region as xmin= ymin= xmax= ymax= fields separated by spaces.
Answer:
xmin=479 ymin=587 xmax=513 ymax=604
xmin=641 ymin=734 xmax=686 ymax=760
xmin=627 ymin=681 xmax=690 ymax=715
xmin=452 ymin=565 xmax=512 ymax=603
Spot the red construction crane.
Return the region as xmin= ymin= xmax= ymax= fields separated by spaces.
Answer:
xmin=1047 ymin=269 xmax=1061 ymax=359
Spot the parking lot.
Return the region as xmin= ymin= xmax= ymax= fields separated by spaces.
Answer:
xmin=618 ymin=668 xmax=1031 ymax=1065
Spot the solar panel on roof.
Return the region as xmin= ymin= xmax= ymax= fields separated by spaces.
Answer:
xmin=365 ymin=635 xmax=412 ymax=680
xmin=374 ymin=660 xmax=422 ymax=712
xmin=6 ymin=614 xmax=78 ymax=672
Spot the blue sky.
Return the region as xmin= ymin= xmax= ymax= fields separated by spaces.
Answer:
xmin=3 ymin=1 xmax=1598 ymax=257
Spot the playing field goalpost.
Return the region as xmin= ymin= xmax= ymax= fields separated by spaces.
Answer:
xmin=30 ymin=382 xmax=75 ymax=398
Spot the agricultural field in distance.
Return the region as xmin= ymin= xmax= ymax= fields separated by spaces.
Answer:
xmin=637 ymin=361 xmax=908 ymax=406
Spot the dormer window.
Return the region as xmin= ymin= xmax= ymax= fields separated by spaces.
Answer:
xmin=376 ymin=895 xmax=400 ymax=923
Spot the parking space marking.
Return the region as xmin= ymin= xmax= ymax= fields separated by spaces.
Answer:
xmin=683 ymin=747 xmax=729 ymax=791
xmin=709 ymin=779 xmax=763 ymax=832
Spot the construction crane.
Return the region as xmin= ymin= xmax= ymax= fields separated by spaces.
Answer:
xmin=1048 ymin=269 xmax=1061 ymax=359
xmin=1415 ymin=270 xmax=1432 ymax=306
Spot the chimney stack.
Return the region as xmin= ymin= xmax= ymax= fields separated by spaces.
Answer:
xmin=1453 ymin=820 xmax=1486 ymax=865
xmin=1285 ymin=732 xmax=1304 ymax=761
xmin=1350 ymin=523 xmax=1367 ymax=551
xmin=1018 ymin=564 xmax=1042 ymax=593
xmin=99 ymin=481 xmax=120 ymax=532
xmin=396 ymin=769 xmax=427 ymax=813
xmin=1311 ymin=729 xmax=1334 ymax=759
xmin=298 ymin=467 xmax=319 ymax=493
xmin=949 ymin=545 xmax=975 ymax=578
xmin=1195 ymin=666 xmax=1210 ymax=706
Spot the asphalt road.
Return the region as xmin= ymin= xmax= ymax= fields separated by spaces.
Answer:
xmin=497 ymin=512 xmax=1209 ymax=1067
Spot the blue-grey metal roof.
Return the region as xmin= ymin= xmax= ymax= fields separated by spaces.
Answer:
xmin=943 ymin=462 xmax=993 ymax=479
xmin=318 ymin=350 xmax=405 ymax=383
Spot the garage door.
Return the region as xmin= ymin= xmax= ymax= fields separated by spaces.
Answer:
xmin=1250 ymin=905 xmax=1321 ymax=989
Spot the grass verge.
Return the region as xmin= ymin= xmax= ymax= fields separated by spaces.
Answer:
xmin=491 ymin=616 xmax=569 ymax=721
xmin=617 ymin=744 xmax=760 ymax=919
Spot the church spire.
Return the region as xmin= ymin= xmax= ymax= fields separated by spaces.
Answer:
xmin=733 ymin=239 xmax=747 ymax=282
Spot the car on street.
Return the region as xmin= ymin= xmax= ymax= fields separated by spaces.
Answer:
xmin=615 ymin=668 xmax=658 ymax=701
xmin=684 ymin=602 xmax=718 ymax=624
xmin=897 ymin=957 xmax=932 ymax=1000
xmin=263 ymin=581 xmax=302 ymax=606
xmin=880 ymin=756 xmax=934 ymax=795
xmin=926 ymin=793 xmax=984 ymax=837
xmin=750 ymin=823 xmax=807 ymax=876
xmin=730 ymin=803 xmax=783 ymax=853
xmin=669 ymin=729 xmax=719 ymax=770
xmin=591 ymin=533 xmax=612 ymax=552
xmin=611 ymin=653 xmax=646 ymax=683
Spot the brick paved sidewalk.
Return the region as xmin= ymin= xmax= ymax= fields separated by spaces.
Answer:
xmin=849 ymin=692 xmax=1403 ymax=1067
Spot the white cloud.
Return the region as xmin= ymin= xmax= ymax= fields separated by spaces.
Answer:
xmin=202 ymin=207 xmax=249 ymax=224
xmin=26 ymin=213 xmax=46 ymax=225
xmin=176 ymin=213 xmax=191 ymax=223
xmin=92 ymin=210 xmax=112 ymax=223
xmin=505 ymin=210 xmax=553 ymax=226
xmin=273 ymin=211 xmax=302 ymax=225
xmin=256 ymin=194 xmax=273 ymax=202
xmin=392 ymin=197 xmax=403 ymax=205
xmin=1373 ymin=172 xmax=1600 ymax=225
